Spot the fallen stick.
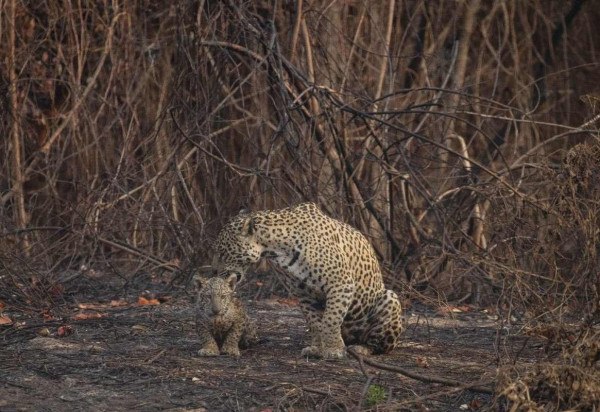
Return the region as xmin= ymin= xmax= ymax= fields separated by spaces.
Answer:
xmin=347 ymin=348 xmax=493 ymax=395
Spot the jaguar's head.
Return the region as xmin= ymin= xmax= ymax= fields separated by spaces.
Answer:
xmin=211 ymin=212 xmax=263 ymax=278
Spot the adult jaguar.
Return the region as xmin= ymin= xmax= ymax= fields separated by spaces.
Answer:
xmin=211 ymin=202 xmax=403 ymax=359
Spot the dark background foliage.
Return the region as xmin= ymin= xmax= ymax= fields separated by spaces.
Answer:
xmin=1 ymin=0 xmax=598 ymax=322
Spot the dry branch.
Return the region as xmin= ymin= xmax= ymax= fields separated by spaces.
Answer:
xmin=7 ymin=0 xmax=29 ymax=252
xmin=347 ymin=348 xmax=493 ymax=395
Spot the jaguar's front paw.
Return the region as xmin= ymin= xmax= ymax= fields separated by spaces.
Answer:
xmin=301 ymin=345 xmax=346 ymax=359
xmin=321 ymin=346 xmax=346 ymax=359
xmin=300 ymin=345 xmax=321 ymax=358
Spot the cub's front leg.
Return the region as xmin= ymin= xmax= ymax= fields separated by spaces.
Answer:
xmin=240 ymin=315 xmax=259 ymax=348
xmin=220 ymin=319 xmax=244 ymax=357
xmin=197 ymin=323 xmax=220 ymax=357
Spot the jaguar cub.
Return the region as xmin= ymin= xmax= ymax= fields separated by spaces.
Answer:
xmin=195 ymin=273 xmax=257 ymax=357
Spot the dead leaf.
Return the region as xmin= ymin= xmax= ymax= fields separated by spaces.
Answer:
xmin=57 ymin=325 xmax=73 ymax=337
xmin=276 ymin=297 xmax=299 ymax=306
xmin=72 ymin=312 xmax=108 ymax=321
xmin=468 ymin=398 xmax=483 ymax=410
xmin=415 ymin=356 xmax=430 ymax=368
xmin=437 ymin=306 xmax=465 ymax=315
xmin=138 ymin=296 xmax=160 ymax=306
xmin=416 ymin=405 xmax=430 ymax=412
xmin=77 ymin=303 xmax=101 ymax=310
xmin=77 ymin=299 xmax=129 ymax=310
xmin=0 ymin=315 xmax=13 ymax=326
xmin=0 ymin=300 xmax=5 ymax=310
xmin=41 ymin=310 xmax=55 ymax=321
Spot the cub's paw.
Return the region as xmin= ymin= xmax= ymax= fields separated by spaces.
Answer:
xmin=197 ymin=347 xmax=219 ymax=357
xmin=221 ymin=346 xmax=241 ymax=357
xmin=241 ymin=325 xmax=259 ymax=348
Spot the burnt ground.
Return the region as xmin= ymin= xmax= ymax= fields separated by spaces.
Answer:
xmin=0 ymin=278 xmax=541 ymax=412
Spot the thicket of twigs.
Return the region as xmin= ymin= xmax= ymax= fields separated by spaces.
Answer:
xmin=1 ymin=1 xmax=599 ymax=408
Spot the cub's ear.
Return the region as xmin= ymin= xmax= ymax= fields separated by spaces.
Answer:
xmin=226 ymin=273 xmax=238 ymax=290
xmin=195 ymin=277 xmax=206 ymax=290
xmin=241 ymin=216 xmax=256 ymax=235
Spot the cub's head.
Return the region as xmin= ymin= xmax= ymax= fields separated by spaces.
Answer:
xmin=196 ymin=273 xmax=239 ymax=317
xmin=211 ymin=212 xmax=263 ymax=278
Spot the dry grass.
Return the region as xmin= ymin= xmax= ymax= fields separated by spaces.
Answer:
xmin=496 ymin=327 xmax=599 ymax=411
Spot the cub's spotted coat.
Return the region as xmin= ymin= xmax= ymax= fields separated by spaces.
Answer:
xmin=196 ymin=274 xmax=257 ymax=357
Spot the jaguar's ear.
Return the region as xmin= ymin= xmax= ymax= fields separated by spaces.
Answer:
xmin=226 ymin=273 xmax=238 ymax=290
xmin=241 ymin=216 xmax=256 ymax=236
